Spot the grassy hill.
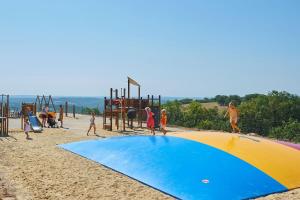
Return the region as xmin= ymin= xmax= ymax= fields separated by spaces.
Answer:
xmin=200 ymin=102 xmax=227 ymax=112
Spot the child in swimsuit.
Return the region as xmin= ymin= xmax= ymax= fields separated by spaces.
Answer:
xmin=145 ymin=107 xmax=155 ymax=135
xmin=40 ymin=106 xmax=47 ymax=127
xmin=160 ymin=109 xmax=167 ymax=135
xmin=224 ymin=102 xmax=241 ymax=133
xmin=87 ymin=112 xmax=96 ymax=136
xmin=24 ymin=118 xmax=31 ymax=139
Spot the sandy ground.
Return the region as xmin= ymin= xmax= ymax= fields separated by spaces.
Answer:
xmin=0 ymin=115 xmax=299 ymax=200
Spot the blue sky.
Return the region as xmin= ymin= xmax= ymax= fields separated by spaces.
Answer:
xmin=0 ymin=0 xmax=299 ymax=97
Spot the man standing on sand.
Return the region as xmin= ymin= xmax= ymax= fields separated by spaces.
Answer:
xmin=224 ymin=102 xmax=241 ymax=133
xmin=59 ymin=105 xmax=64 ymax=128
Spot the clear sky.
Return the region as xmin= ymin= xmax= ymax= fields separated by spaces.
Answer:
xmin=0 ymin=0 xmax=299 ymax=97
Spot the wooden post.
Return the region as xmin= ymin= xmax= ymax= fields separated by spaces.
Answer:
xmin=0 ymin=95 xmax=9 ymax=136
xmin=151 ymin=95 xmax=154 ymax=108
xmin=140 ymin=97 xmax=142 ymax=128
xmin=137 ymin=86 xmax=141 ymax=127
xmin=21 ymin=116 xmax=24 ymax=130
xmin=122 ymin=96 xmax=126 ymax=132
xmin=147 ymin=95 xmax=150 ymax=128
xmin=159 ymin=95 xmax=161 ymax=130
xmin=4 ymin=101 xmax=6 ymax=136
xmin=138 ymin=86 xmax=141 ymax=99
xmin=128 ymin=79 xmax=130 ymax=99
xmin=6 ymin=95 xmax=9 ymax=136
xmin=1 ymin=95 xmax=3 ymax=136
xmin=103 ymin=97 xmax=106 ymax=129
xmin=65 ymin=101 xmax=68 ymax=117
xmin=115 ymin=89 xmax=119 ymax=130
xmin=121 ymin=88 xmax=125 ymax=98
xmin=0 ymin=97 xmax=2 ymax=136
xmin=110 ymin=88 xmax=113 ymax=131
xmin=73 ymin=105 xmax=75 ymax=118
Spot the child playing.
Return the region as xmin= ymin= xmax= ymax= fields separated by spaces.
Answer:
xmin=145 ymin=107 xmax=155 ymax=135
xmin=224 ymin=102 xmax=241 ymax=133
xmin=87 ymin=112 xmax=96 ymax=136
xmin=24 ymin=118 xmax=31 ymax=139
xmin=161 ymin=109 xmax=167 ymax=135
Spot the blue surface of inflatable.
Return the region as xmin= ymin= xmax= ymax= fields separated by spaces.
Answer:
xmin=59 ymin=136 xmax=286 ymax=200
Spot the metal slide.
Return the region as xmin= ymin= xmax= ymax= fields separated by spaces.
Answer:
xmin=29 ymin=115 xmax=43 ymax=132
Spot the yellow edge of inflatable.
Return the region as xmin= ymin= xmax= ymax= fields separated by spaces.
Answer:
xmin=170 ymin=131 xmax=300 ymax=189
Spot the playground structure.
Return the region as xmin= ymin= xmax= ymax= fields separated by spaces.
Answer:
xmin=20 ymin=102 xmax=43 ymax=132
xmin=103 ymin=77 xmax=161 ymax=131
xmin=0 ymin=94 xmax=9 ymax=137
xmin=21 ymin=102 xmax=36 ymax=129
xmin=20 ymin=95 xmax=56 ymax=132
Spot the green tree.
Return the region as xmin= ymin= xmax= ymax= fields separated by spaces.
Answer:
xmin=243 ymin=93 xmax=264 ymax=101
xmin=182 ymin=101 xmax=205 ymax=127
xmin=162 ymin=91 xmax=300 ymax=143
xmin=162 ymin=100 xmax=183 ymax=125
xmin=215 ymin=95 xmax=228 ymax=106
xmin=270 ymin=119 xmax=300 ymax=142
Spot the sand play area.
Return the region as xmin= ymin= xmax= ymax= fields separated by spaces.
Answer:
xmin=0 ymin=115 xmax=299 ymax=200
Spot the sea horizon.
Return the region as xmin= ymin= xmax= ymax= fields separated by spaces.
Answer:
xmin=7 ymin=95 xmax=203 ymax=112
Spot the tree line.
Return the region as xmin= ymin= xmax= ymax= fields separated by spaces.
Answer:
xmin=162 ymin=91 xmax=300 ymax=143
xmin=176 ymin=93 xmax=262 ymax=106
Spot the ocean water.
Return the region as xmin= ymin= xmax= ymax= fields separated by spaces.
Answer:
xmin=8 ymin=96 xmax=187 ymax=113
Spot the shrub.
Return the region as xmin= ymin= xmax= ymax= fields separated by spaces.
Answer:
xmin=269 ymin=120 xmax=300 ymax=142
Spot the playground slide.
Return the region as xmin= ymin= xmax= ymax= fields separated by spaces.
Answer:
xmin=29 ymin=115 xmax=43 ymax=132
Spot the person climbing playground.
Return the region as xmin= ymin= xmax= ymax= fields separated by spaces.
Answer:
xmin=224 ymin=102 xmax=241 ymax=133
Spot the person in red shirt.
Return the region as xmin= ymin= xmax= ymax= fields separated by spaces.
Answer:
xmin=145 ymin=107 xmax=155 ymax=135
